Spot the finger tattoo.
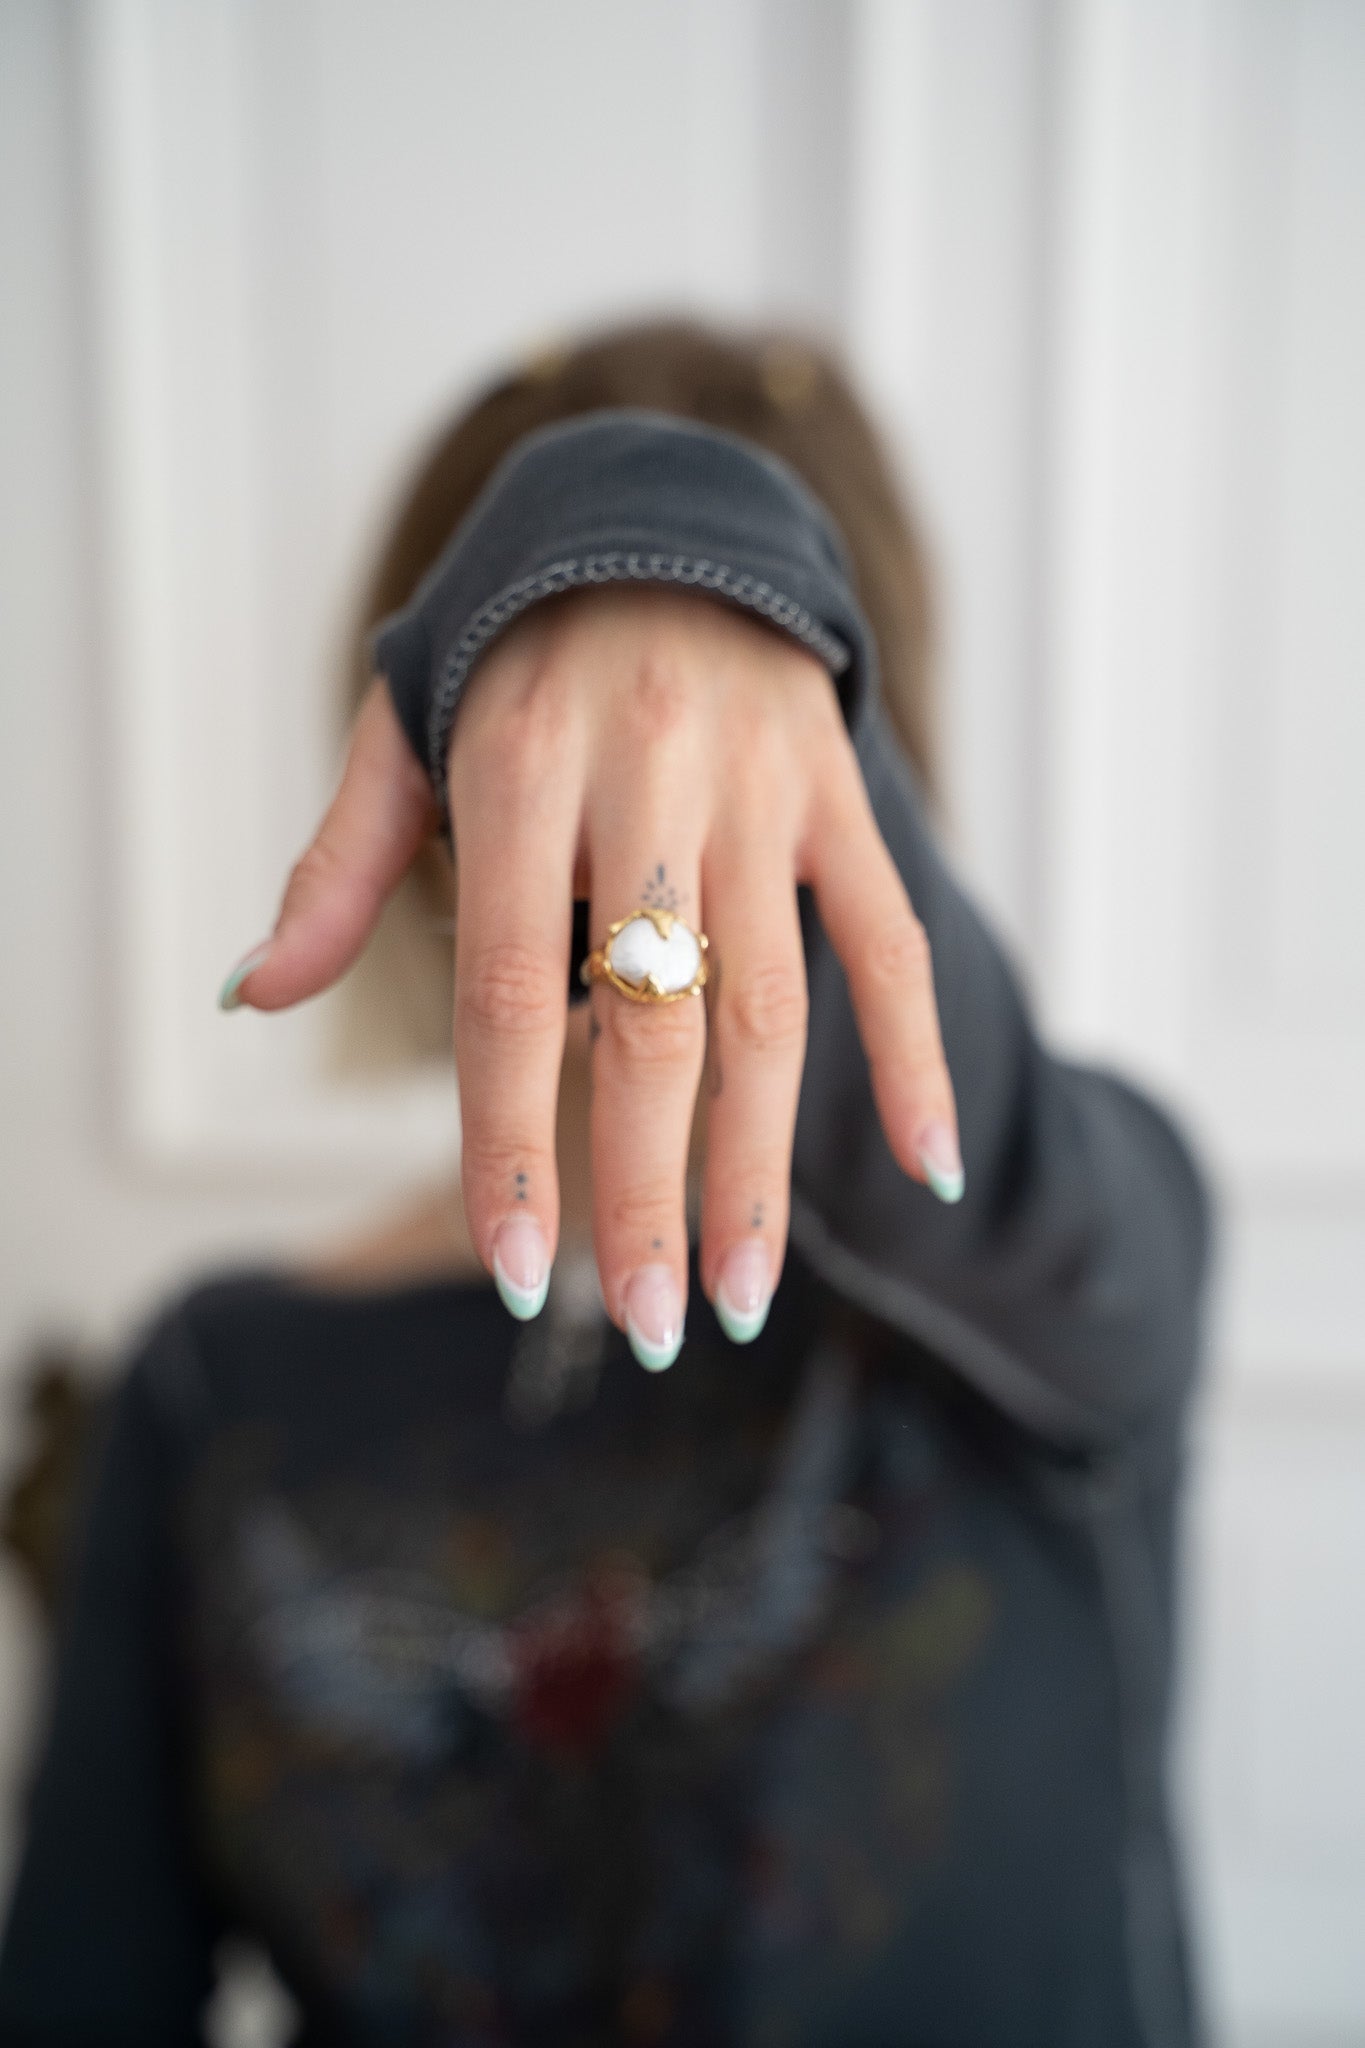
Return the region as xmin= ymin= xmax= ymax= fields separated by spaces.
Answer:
xmin=641 ymin=861 xmax=683 ymax=913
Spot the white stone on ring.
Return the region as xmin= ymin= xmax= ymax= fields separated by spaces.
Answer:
xmin=607 ymin=913 xmax=702 ymax=995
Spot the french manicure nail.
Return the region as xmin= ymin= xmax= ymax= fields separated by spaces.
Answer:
xmin=492 ymin=1214 xmax=551 ymax=1321
xmin=715 ymin=1239 xmax=772 ymax=1345
xmin=624 ymin=1263 xmax=684 ymax=1372
xmin=218 ymin=942 xmax=272 ymax=1012
xmin=916 ymin=1118 xmax=965 ymax=1204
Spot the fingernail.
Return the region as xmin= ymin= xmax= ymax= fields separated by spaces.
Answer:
xmin=624 ymin=1263 xmax=684 ymax=1372
xmin=492 ymin=1215 xmax=551 ymax=1321
xmin=218 ymin=942 xmax=272 ymax=1012
xmin=715 ymin=1239 xmax=772 ymax=1345
xmin=916 ymin=1118 xmax=965 ymax=1204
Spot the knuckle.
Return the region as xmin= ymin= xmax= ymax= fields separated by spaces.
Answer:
xmin=460 ymin=1139 xmax=554 ymax=1213
xmin=284 ymin=839 xmax=337 ymax=899
xmin=710 ymin=1149 xmax=791 ymax=1205
xmin=794 ymin=670 xmax=853 ymax=757
xmin=608 ymin=1178 xmax=680 ymax=1244
xmin=459 ymin=939 xmax=562 ymax=1035
xmin=461 ymin=669 xmax=573 ymax=795
xmin=474 ymin=720 xmax=554 ymax=803
xmin=725 ymin=724 xmax=798 ymax=815
xmin=506 ymin=666 xmax=574 ymax=753
xmin=725 ymin=960 xmax=808 ymax=1054
xmin=866 ymin=914 xmax=933 ymax=997
xmin=599 ymin=991 xmax=703 ymax=1070
xmin=725 ymin=681 xmax=783 ymax=750
xmin=805 ymin=720 xmax=863 ymax=813
xmin=624 ymin=651 xmax=693 ymax=741
xmin=281 ymin=835 xmax=368 ymax=919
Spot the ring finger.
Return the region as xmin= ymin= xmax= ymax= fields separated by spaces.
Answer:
xmin=588 ymin=834 xmax=707 ymax=1372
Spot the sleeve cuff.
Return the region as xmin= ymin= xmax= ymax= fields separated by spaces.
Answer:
xmin=367 ymin=409 xmax=879 ymax=805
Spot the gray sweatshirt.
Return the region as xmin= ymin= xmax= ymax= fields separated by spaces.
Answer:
xmin=0 ymin=413 xmax=1212 ymax=2048
xmin=376 ymin=411 xmax=1214 ymax=2046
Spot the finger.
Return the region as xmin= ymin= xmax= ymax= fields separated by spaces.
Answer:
xmin=218 ymin=680 xmax=438 ymax=1012
xmin=805 ymin=756 xmax=963 ymax=1203
xmin=588 ymin=839 xmax=707 ymax=1372
xmin=449 ymin=695 xmax=585 ymax=1321
xmin=697 ymin=829 xmax=808 ymax=1344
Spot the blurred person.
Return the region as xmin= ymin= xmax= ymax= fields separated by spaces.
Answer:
xmin=0 ymin=322 xmax=1211 ymax=2047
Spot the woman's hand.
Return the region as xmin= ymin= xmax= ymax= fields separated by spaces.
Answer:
xmin=221 ymin=588 xmax=961 ymax=1367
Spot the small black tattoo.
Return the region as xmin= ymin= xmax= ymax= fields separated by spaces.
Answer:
xmin=651 ymin=1236 xmax=663 ymax=1251
xmin=588 ymin=1012 xmax=602 ymax=1048
xmin=750 ymin=1201 xmax=764 ymax=1230
xmin=641 ymin=861 xmax=682 ymax=913
xmin=514 ymin=1170 xmax=528 ymax=1204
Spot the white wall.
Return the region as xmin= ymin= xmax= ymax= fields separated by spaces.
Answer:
xmin=1 ymin=3 xmax=1363 ymax=2041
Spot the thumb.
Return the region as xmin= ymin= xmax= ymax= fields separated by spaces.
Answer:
xmin=218 ymin=680 xmax=439 ymax=1013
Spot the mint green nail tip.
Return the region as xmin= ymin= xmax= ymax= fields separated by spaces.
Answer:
xmin=493 ymin=1261 xmax=550 ymax=1322
xmin=715 ymin=1294 xmax=771 ymax=1346
xmin=217 ymin=944 xmax=271 ymax=1013
xmin=922 ymin=1158 xmax=966 ymax=1205
xmin=627 ymin=1321 xmax=684 ymax=1373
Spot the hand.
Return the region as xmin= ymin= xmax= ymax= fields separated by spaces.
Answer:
xmin=221 ymin=588 xmax=961 ymax=1367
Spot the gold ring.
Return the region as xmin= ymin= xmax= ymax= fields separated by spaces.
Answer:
xmin=580 ymin=906 xmax=710 ymax=1004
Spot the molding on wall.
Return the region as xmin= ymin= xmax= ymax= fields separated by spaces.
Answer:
xmin=79 ymin=0 xmax=458 ymax=1175
xmin=1040 ymin=0 xmax=1365 ymax=1191
xmin=843 ymin=0 xmax=1054 ymax=967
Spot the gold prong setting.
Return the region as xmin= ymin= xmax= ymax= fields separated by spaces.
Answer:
xmin=582 ymin=908 xmax=710 ymax=1004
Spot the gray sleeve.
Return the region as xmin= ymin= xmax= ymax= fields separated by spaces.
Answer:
xmin=372 ymin=409 xmax=871 ymax=800
xmin=792 ymin=700 xmax=1212 ymax=1451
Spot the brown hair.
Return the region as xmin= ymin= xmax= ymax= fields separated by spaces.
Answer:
xmin=337 ymin=318 xmax=937 ymax=1070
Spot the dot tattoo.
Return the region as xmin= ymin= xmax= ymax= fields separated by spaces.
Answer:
xmin=641 ymin=861 xmax=683 ymax=914
xmin=514 ymin=1170 xmax=529 ymax=1204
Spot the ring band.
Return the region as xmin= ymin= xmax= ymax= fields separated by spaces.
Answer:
xmin=581 ymin=906 xmax=710 ymax=1004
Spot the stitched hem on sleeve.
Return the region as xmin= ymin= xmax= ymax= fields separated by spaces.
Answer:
xmin=425 ymin=551 xmax=852 ymax=802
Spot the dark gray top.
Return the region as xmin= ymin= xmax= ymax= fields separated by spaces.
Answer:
xmin=0 ymin=412 xmax=1212 ymax=2048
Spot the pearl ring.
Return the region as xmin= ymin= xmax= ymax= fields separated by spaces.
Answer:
xmin=581 ymin=906 xmax=710 ymax=1004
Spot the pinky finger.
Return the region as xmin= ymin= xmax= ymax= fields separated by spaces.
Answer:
xmin=805 ymin=774 xmax=964 ymax=1204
